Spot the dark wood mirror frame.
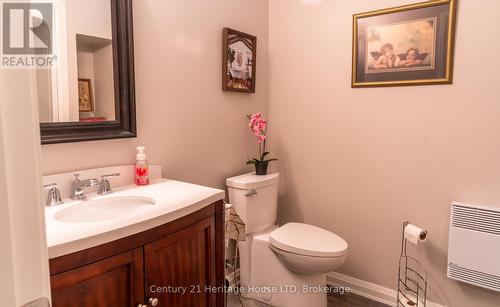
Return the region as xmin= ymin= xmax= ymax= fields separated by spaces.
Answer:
xmin=40 ymin=0 xmax=136 ymax=144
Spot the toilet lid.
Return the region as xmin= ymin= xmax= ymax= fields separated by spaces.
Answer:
xmin=269 ymin=223 xmax=348 ymax=257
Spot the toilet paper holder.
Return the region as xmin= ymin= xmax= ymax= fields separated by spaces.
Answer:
xmin=397 ymin=221 xmax=428 ymax=307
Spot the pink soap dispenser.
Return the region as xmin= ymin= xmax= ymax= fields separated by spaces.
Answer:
xmin=135 ymin=146 xmax=149 ymax=185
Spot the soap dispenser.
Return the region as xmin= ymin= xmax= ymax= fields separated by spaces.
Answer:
xmin=135 ymin=146 xmax=149 ymax=185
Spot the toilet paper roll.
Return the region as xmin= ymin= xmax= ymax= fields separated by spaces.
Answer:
xmin=404 ymin=224 xmax=427 ymax=245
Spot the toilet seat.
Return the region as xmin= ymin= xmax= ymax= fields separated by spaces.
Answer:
xmin=269 ymin=244 xmax=347 ymax=274
xmin=269 ymin=223 xmax=348 ymax=257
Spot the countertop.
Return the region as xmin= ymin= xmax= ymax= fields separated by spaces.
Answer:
xmin=45 ymin=178 xmax=225 ymax=258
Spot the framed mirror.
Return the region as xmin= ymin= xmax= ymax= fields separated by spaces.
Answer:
xmin=38 ymin=0 xmax=135 ymax=144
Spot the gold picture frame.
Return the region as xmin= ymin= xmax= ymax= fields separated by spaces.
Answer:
xmin=78 ymin=78 xmax=94 ymax=112
xmin=352 ymin=0 xmax=457 ymax=88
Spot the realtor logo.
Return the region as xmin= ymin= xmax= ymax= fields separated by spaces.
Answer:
xmin=1 ymin=2 xmax=55 ymax=68
xmin=3 ymin=2 xmax=52 ymax=54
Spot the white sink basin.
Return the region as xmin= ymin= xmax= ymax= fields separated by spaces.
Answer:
xmin=54 ymin=196 xmax=156 ymax=223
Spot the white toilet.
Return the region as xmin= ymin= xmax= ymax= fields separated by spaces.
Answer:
xmin=226 ymin=172 xmax=348 ymax=307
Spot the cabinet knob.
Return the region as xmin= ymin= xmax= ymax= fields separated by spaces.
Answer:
xmin=137 ymin=305 xmax=147 ymax=307
xmin=149 ymin=297 xmax=159 ymax=306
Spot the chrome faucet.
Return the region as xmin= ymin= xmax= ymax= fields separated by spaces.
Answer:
xmin=43 ymin=183 xmax=63 ymax=206
xmin=70 ymin=173 xmax=99 ymax=200
xmin=98 ymin=173 xmax=120 ymax=195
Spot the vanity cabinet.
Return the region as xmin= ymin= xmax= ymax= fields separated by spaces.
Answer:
xmin=51 ymin=249 xmax=143 ymax=306
xmin=144 ymin=216 xmax=215 ymax=307
xmin=49 ymin=201 xmax=224 ymax=307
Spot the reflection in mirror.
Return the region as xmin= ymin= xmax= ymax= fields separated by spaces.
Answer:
xmin=76 ymin=34 xmax=115 ymax=122
xmin=37 ymin=0 xmax=115 ymax=123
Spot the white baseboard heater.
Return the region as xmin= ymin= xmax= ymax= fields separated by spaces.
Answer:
xmin=448 ymin=202 xmax=500 ymax=292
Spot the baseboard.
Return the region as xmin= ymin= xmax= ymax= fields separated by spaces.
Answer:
xmin=327 ymin=272 xmax=446 ymax=307
xmin=327 ymin=272 xmax=397 ymax=306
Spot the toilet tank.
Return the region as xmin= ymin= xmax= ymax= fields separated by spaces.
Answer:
xmin=226 ymin=173 xmax=279 ymax=234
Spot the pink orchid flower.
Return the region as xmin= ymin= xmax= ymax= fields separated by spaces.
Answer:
xmin=246 ymin=113 xmax=277 ymax=168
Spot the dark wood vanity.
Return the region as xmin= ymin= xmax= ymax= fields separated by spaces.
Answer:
xmin=49 ymin=201 xmax=225 ymax=307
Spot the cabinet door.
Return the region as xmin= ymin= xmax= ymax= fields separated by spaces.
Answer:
xmin=51 ymin=249 xmax=144 ymax=307
xmin=144 ymin=216 xmax=216 ymax=307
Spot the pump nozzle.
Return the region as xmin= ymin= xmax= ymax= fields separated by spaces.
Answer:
xmin=136 ymin=146 xmax=146 ymax=161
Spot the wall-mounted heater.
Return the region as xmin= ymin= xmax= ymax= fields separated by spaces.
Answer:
xmin=448 ymin=202 xmax=500 ymax=292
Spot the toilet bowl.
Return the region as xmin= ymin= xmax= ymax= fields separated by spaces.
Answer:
xmin=226 ymin=173 xmax=348 ymax=307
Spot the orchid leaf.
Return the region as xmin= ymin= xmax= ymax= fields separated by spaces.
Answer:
xmin=263 ymin=158 xmax=278 ymax=163
xmin=247 ymin=158 xmax=261 ymax=165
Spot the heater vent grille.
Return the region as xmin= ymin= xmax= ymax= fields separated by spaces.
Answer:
xmin=448 ymin=263 xmax=500 ymax=292
xmin=451 ymin=204 xmax=500 ymax=236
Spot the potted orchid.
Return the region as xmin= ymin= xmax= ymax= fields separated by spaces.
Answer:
xmin=246 ymin=112 xmax=277 ymax=175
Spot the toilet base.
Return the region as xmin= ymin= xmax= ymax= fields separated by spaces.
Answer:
xmin=237 ymin=227 xmax=328 ymax=307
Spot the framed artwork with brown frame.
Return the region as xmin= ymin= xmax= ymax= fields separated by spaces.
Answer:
xmin=222 ymin=27 xmax=257 ymax=93
xmin=352 ymin=0 xmax=457 ymax=88
xmin=78 ymin=78 xmax=94 ymax=112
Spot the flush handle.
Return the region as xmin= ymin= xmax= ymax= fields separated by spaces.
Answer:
xmin=245 ymin=189 xmax=258 ymax=197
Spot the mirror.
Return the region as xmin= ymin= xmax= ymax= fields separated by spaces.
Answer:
xmin=38 ymin=0 xmax=135 ymax=144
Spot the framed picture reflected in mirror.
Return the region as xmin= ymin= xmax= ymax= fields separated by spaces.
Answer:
xmin=78 ymin=79 xmax=94 ymax=112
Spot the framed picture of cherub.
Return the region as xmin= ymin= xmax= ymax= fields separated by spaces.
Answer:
xmin=352 ymin=0 xmax=457 ymax=87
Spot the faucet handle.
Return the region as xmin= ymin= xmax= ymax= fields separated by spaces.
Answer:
xmin=101 ymin=172 xmax=120 ymax=179
xmin=43 ymin=183 xmax=58 ymax=190
xmin=98 ymin=173 xmax=120 ymax=195
xmin=43 ymin=183 xmax=63 ymax=206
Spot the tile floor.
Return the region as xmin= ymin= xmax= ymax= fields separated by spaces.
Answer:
xmin=227 ymin=292 xmax=390 ymax=307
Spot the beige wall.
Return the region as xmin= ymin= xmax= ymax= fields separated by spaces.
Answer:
xmin=93 ymin=44 xmax=115 ymax=120
xmin=268 ymin=0 xmax=500 ymax=306
xmin=66 ymin=0 xmax=113 ymax=121
xmin=41 ymin=0 xmax=269 ymax=190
